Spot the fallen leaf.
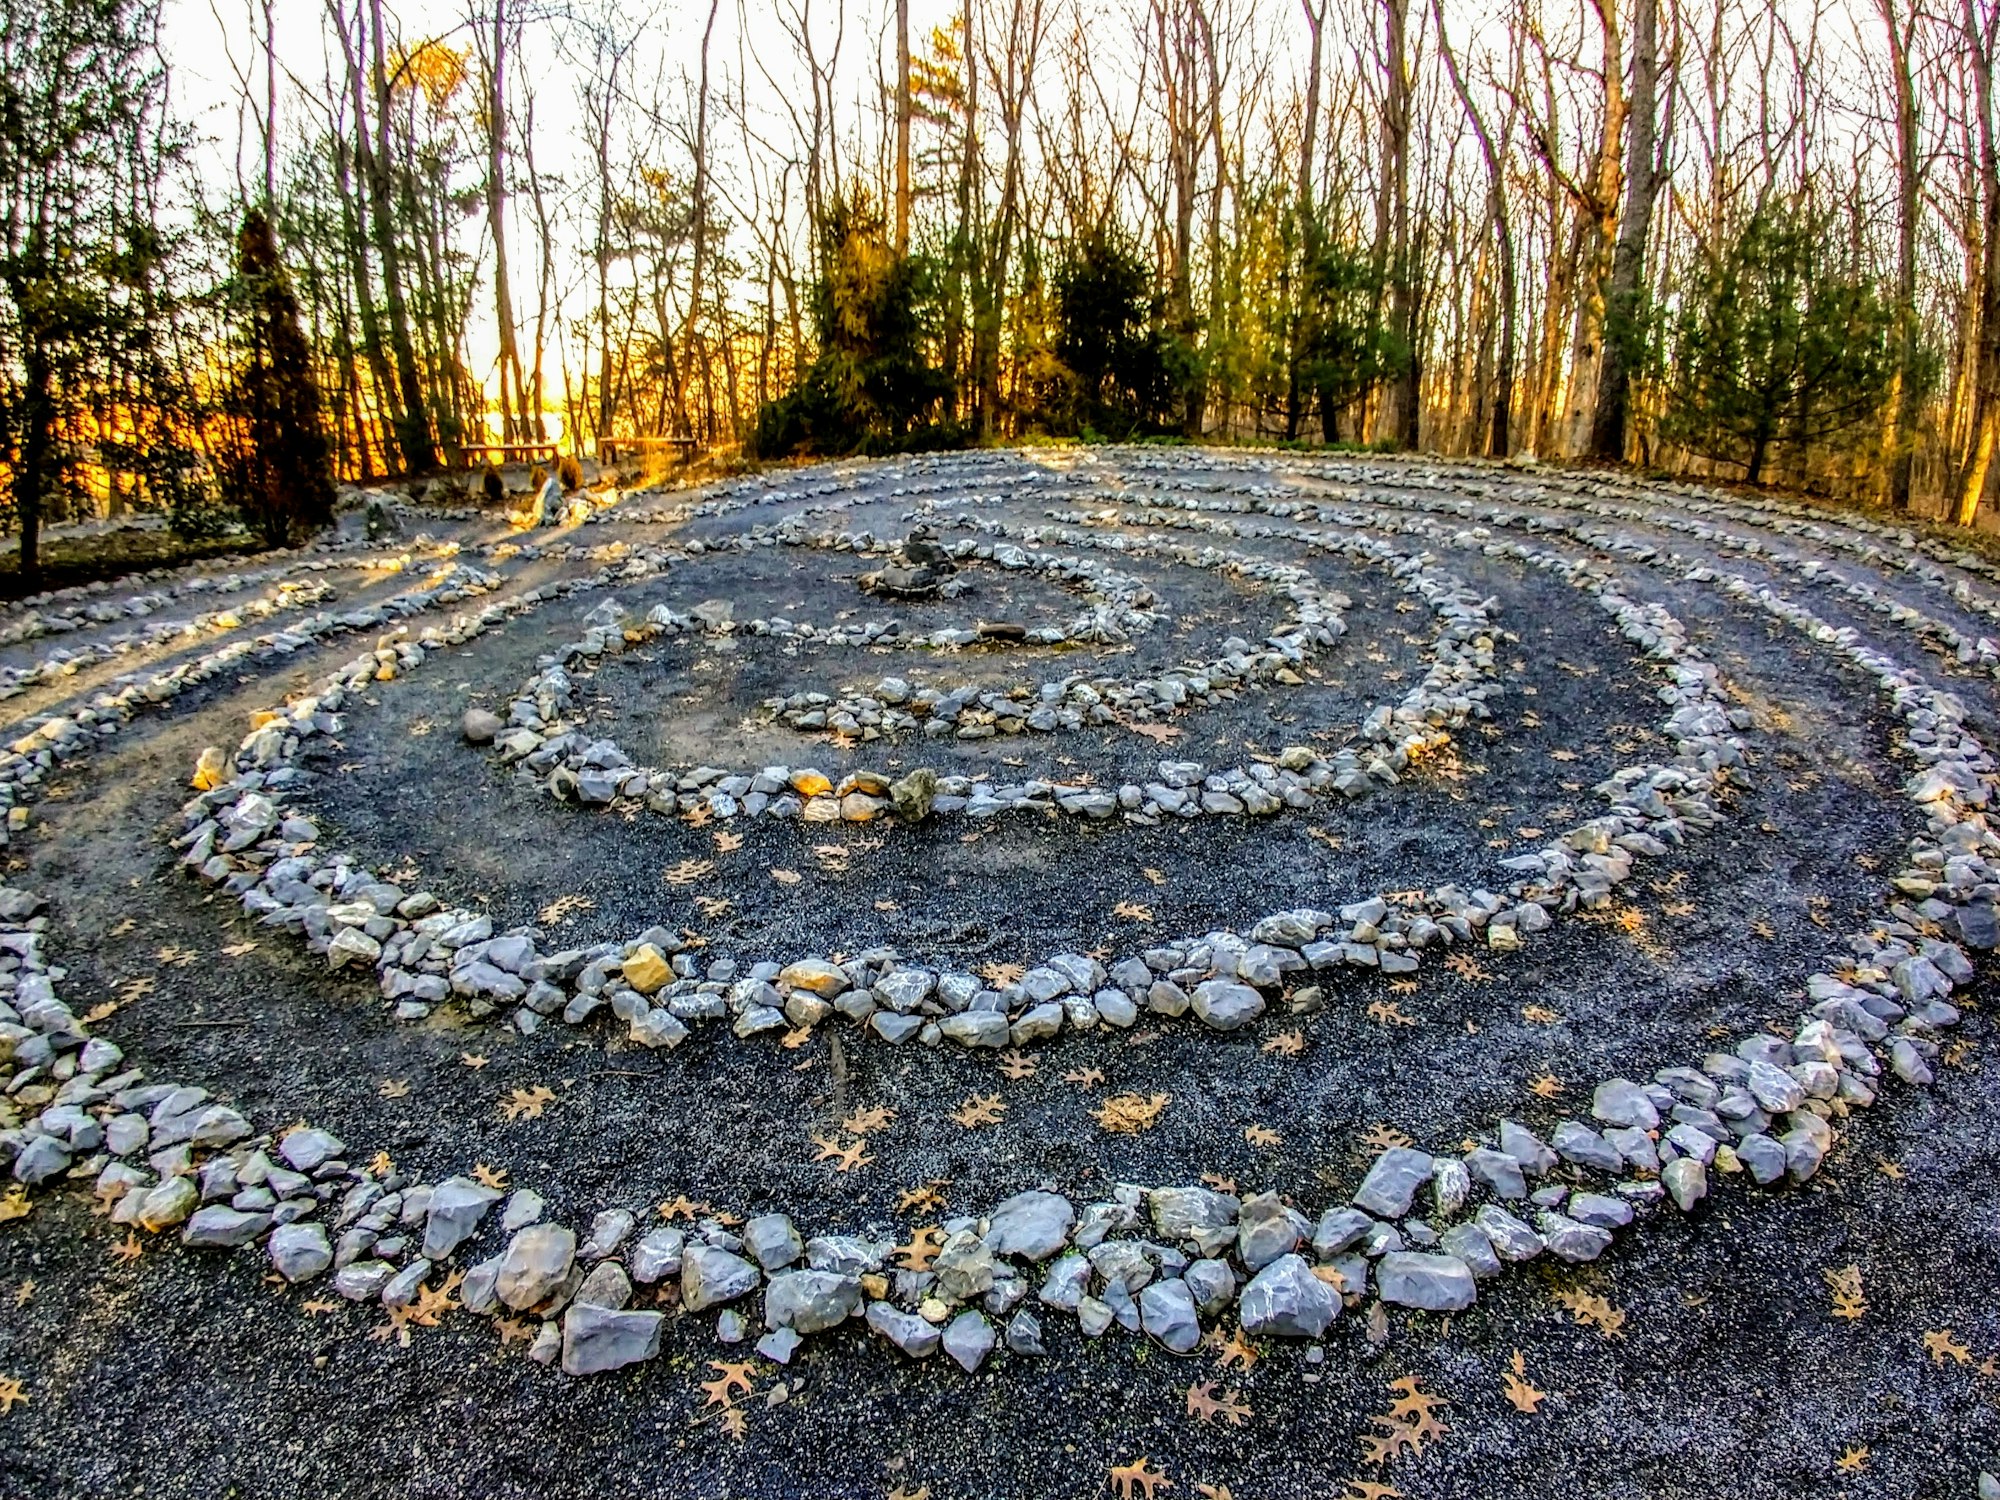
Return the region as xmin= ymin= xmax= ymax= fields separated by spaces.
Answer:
xmin=301 ymin=1298 xmax=339 ymax=1315
xmin=1501 ymin=1349 xmax=1545 ymax=1413
xmin=657 ymin=1195 xmax=713 ymax=1222
xmin=0 ymin=1188 xmax=30 ymax=1225
xmin=1835 ymin=1446 xmax=1868 ymax=1474
xmin=696 ymin=895 xmax=733 ymax=918
xmin=0 ymin=1376 xmax=26 ymax=1414
xmin=951 ymin=1093 xmax=1007 ymax=1128
xmin=1127 ymin=722 xmax=1184 ymax=744
xmin=1108 ymin=1455 xmax=1172 ymax=1499
xmin=811 ymin=1134 xmax=873 ymax=1173
xmin=997 ymin=1048 xmax=1038 ymax=1080
xmin=1244 ymin=1124 xmax=1282 ymax=1148
xmin=1142 ymin=867 xmax=1166 ymax=886
xmin=1200 ymin=1172 xmax=1238 ymax=1194
xmin=1366 ymin=999 xmax=1416 ymax=1027
xmin=110 ymin=1231 xmax=143 ymax=1263
xmin=895 ymin=1226 xmax=944 ymax=1271
xmin=1262 ymin=1029 xmax=1306 ymax=1057
xmin=1528 ymin=1073 xmax=1564 ymax=1099
xmin=1923 ymin=1328 xmax=1972 ymax=1366
xmin=700 ymin=1359 xmax=756 ymax=1409
xmin=1520 ymin=1004 xmax=1562 ymax=1024
xmin=472 ymin=1163 xmax=509 ymax=1191
xmin=499 ymin=1085 xmax=557 ymax=1122
xmin=1063 ymin=1067 xmax=1105 ymax=1087
xmin=664 ymin=859 xmax=716 ymax=887
xmin=1093 ymin=1092 xmax=1170 ymax=1133
xmin=538 ymin=894 xmax=595 ymax=925
xmin=1113 ymin=900 xmax=1155 ymax=922
xmin=1186 ymin=1381 xmax=1252 ymax=1425
xmin=770 ymin=868 xmax=803 ymax=885
xmin=896 ymin=1181 xmax=947 ymax=1215
xmin=1555 ymin=1285 xmax=1627 ymax=1338
xmin=220 ymin=941 xmax=256 ymax=958
xmin=1361 ymin=1124 xmax=1413 ymax=1153
xmin=842 ymin=1105 xmax=898 ymax=1135
xmin=1824 ymin=1265 xmax=1867 ymax=1321
xmin=461 ymin=1052 xmax=489 ymax=1070
xmin=714 ymin=830 xmax=745 ymax=853
xmin=979 ymin=961 xmax=1026 ymax=988
xmin=378 ymin=1079 xmax=411 ymax=1100
xmin=1213 ymin=1326 xmax=1258 ymax=1370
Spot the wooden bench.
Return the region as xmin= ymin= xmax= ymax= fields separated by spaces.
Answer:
xmin=597 ymin=435 xmax=700 ymax=466
xmin=460 ymin=441 xmax=559 ymax=470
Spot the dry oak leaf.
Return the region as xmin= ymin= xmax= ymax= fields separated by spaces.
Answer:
xmin=1212 ymin=1326 xmax=1259 ymax=1370
xmin=1186 ymin=1381 xmax=1252 ymax=1426
xmin=1528 ymin=1073 xmax=1564 ymax=1099
xmin=1835 ymin=1446 xmax=1869 ymax=1474
xmin=0 ymin=1376 xmax=26 ymax=1414
xmin=1261 ymin=1029 xmax=1306 ymax=1058
xmin=780 ymin=1027 xmax=813 ymax=1050
xmin=300 ymin=1298 xmax=339 ymax=1315
xmin=493 ymin=1315 xmax=535 ymax=1347
xmin=1142 ymin=867 xmax=1167 ymax=886
xmin=1108 ymin=1455 xmax=1173 ymax=1499
xmin=0 ymin=1187 xmax=31 ymax=1225
xmin=1500 ymin=1349 xmax=1545 ymax=1414
xmin=770 ymin=868 xmax=803 ymax=886
xmin=700 ymin=1360 xmax=756 ymax=1409
xmin=887 ymin=1487 xmax=931 ymax=1500
xmin=1244 ymin=1124 xmax=1282 ymax=1148
xmin=1554 ymin=1286 xmax=1628 ymax=1338
xmin=842 ymin=1105 xmax=898 ymax=1135
xmin=499 ymin=1085 xmax=557 ymax=1122
xmin=369 ymin=1151 xmax=395 ymax=1178
xmin=1093 ymin=1092 xmax=1170 ymax=1134
xmin=979 ymin=961 xmax=1026 ymax=988
xmin=472 ymin=1163 xmax=509 ymax=1192
xmin=1201 ymin=1173 xmax=1239 ymax=1194
xmin=1385 ymin=1376 xmax=1450 ymax=1441
xmin=378 ymin=1079 xmax=411 ymax=1100
xmin=896 ymin=1181 xmax=947 ymax=1215
xmin=1336 ymin=1485 xmax=1402 ymax=1500
xmin=220 ymin=941 xmax=257 ymax=958
xmin=696 ymin=896 xmax=734 ymax=919
xmin=1367 ymin=1000 xmax=1416 ymax=1027
xmin=110 ymin=1231 xmax=143 ymax=1264
xmin=1127 ymin=721 xmax=1184 ymax=744
xmin=1824 ymin=1265 xmax=1867 ymax=1321
xmin=812 ymin=1135 xmax=874 ymax=1173
xmin=1113 ymin=900 xmax=1155 ymax=922
xmin=663 ymin=858 xmax=715 ymax=887
xmin=1520 ymin=1004 xmax=1563 ymax=1024
xmin=1361 ymin=1124 xmax=1414 ymax=1153
xmin=460 ymin=1052 xmax=490 ymax=1070
xmin=951 ymin=1093 xmax=1007 ymax=1128
xmin=1923 ymin=1329 xmax=1973 ymax=1366
xmin=894 ymin=1226 xmax=945 ymax=1272
xmin=538 ymin=894 xmax=594 ymax=925
xmin=1064 ymin=1067 xmax=1106 ymax=1088
xmin=657 ymin=1195 xmax=713 ymax=1222
xmin=713 ymin=830 xmax=745 ymax=853
xmin=997 ymin=1048 xmax=1038 ymax=1080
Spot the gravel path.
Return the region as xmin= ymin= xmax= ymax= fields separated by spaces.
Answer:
xmin=0 ymin=451 xmax=1994 ymax=1500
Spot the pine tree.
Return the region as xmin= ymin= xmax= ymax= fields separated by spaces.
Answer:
xmin=219 ymin=208 xmax=336 ymax=545
xmin=1663 ymin=205 xmax=1895 ymax=485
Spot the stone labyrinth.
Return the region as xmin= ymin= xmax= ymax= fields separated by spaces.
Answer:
xmin=3 ymin=448 xmax=1998 ymax=1496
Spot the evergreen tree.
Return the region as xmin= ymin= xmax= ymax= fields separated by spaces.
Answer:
xmin=1663 ymin=204 xmax=1895 ymax=485
xmin=748 ymin=194 xmax=949 ymax=457
xmin=1041 ymin=228 xmax=1172 ymax=438
xmin=0 ymin=0 xmax=171 ymax=579
xmin=1297 ymin=242 xmax=1401 ymax=444
xmin=219 ymin=208 xmax=336 ymax=545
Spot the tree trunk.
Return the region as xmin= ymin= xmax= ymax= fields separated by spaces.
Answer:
xmin=895 ymin=0 xmax=912 ymax=256
xmin=1957 ymin=0 xmax=2000 ymax=526
xmin=17 ymin=329 xmax=49 ymax=579
xmin=1378 ymin=0 xmax=1417 ymax=448
xmin=487 ymin=0 xmax=527 ymax=443
xmin=1562 ymin=0 xmax=1626 ymax=457
xmin=1588 ymin=0 xmax=1658 ymax=462
xmin=1880 ymin=0 xmax=1921 ymax=511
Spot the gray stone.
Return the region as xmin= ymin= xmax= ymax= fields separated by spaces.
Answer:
xmin=1551 ymin=1120 xmax=1624 ymax=1174
xmin=1352 ymin=1147 xmax=1435 ymax=1218
xmin=580 ymin=1208 xmax=636 ymax=1261
xmin=763 ymin=1270 xmax=862 ymax=1334
xmin=1138 ymin=1277 xmax=1202 ymax=1352
xmin=422 ymin=1176 xmax=501 ymax=1260
xmin=1190 ymin=979 xmax=1265 ymax=1030
xmin=278 ymin=1128 xmax=344 ymax=1173
xmin=573 ymin=1261 xmax=632 ymax=1310
xmin=984 ymin=1191 xmax=1076 ymax=1261
xmin=744 ymin=1213 xmax=805 ymax=1271
xmin=682 ymin=1244 xmax=761 ymax=1311
xmin=1238 ymin=1253 xmax=1339 ymax=1338
xmin=1536 ymin=1212 xmax=1613 ymax=1263
xmin=498 ymin=1224 xmax=577 ymax=1310
xmin=1473 ymin=1205 xmax=1543 ymax=1261
xmin=943 ymin=1310 xmax=997 ymax=1372
xmin=1006 ymin=1309 xmax=1046 ymax=1355
xmin=1465 ymin=1148 xmax=1528 ymax=1200
xmin=756 ymin=1327 xmax=802 ymax=1365
xmin=933 ymin=1230 xmax=998 ymax=1303
xmin=1184 ymin=1258 xmax=1237 ymax=1314
xmin=462 ymin=708 xmax=503 ymax=744
xmin=865 ymin=1300 xmax=941 ymax=1357
xmin=1376 ymin=1251 xmax=1477 ymax=1311
xmin=268 ymin=1223 xmax=333 ymax=1283
xmin=181 ymin=1205 xmax=272 ymax=1248
xmin=1236 ymin=1192 xmax=1309 ymax=1271
xmin=561 ymin=1302 xmax=664 ymax=1376
xmin=1150 ymin=1185 xmax=1240 ymax=1256
xmin=1311 ymin=1206 xmax=1375 ymax=1257
xmin=1664 ymin=1156 xmax=1708 ymax=1211
xmin=1592 ymin=1078 xmax=1660 ymax=1130
xmin=1439 ymin=1223 xmax=1501 ymax=1277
